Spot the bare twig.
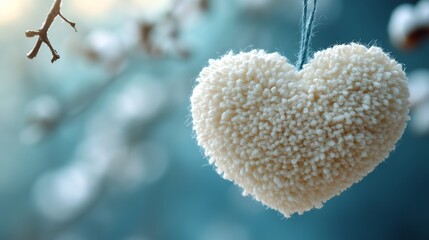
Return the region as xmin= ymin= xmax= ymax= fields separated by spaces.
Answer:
xmin=25 ymin=0 xmax=77 ymax=63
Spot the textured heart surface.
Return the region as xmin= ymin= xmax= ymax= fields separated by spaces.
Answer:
xmin=191 ymin=43 xmax=409 ymax=217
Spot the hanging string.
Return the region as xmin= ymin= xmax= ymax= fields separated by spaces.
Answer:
xmin=297 ymin=0 xmax=308 ymax=67
xmin=296 ymin=0 xmax=318 ymax=70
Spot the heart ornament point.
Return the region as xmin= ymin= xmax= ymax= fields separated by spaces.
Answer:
xmin=191 ymin=43 xmax=409 ymax=217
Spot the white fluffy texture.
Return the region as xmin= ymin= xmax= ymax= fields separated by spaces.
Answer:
xmin=191 ymin=43 xmax=409 ymax=217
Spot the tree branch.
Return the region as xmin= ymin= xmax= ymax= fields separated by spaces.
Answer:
xmin=25 ymin=0 xmax=77 ymax=63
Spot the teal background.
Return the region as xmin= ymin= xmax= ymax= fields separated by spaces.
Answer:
xmin=0 ymin=0 xmax=428 ymax=239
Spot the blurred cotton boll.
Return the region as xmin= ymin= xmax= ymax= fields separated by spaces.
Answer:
xmin=84 ymin=30 xmax=127 ymax=69
xmin=32 ymin=165 xmax=95 ymax=221
xmin=388 ymin=4 xmax=418 ymax=49
xmin=408 ymin=70 xmax=429 ymax=107
xmin=408 ymin=70 xmax=429 ymax=135
xmin=388 ymin=0 xmax=429 ymax=49
xmin=76 ymin=0 xmax=206 ymax=62
xmin=74 ymin=134 xmax=123 ymax=179
xmin=113 ymin=77 xmax=168 ymax=125
xmin=32 ymin=127 xmax=127 ymax=221
xmin=30 ymin=73 xmax=174 ymax=222
xmin=412 ymin=103 xmax=429 ymax=134
xmin=110 ymin=142 xmax=170 ymax=190
xmin=20 ymin=95 xmax=62 ymax=145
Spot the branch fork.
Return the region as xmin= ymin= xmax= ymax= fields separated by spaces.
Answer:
xmin=25 ymin=0 xmax=77 ymax=63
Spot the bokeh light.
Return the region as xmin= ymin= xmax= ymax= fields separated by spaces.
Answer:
xmin=70 ymin=0 xmax=117 ymax=19
xmin=0 ymin=0 xmax=24 ymax=25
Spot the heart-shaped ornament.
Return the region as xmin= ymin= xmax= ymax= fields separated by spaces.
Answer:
xmin=191 ymin=43 xmax=409 ymax=217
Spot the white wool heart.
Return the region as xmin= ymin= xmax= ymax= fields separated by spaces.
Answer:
xmin=191 ymin=43 xmax=409 ymax=217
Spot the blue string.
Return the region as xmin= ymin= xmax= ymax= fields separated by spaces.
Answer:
xmin=296 ymin=0 xmax=318 ymax=70
xmin=298 ymin=0 xmax=308 ymax=63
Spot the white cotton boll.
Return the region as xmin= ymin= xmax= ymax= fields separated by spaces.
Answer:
xmin=191 ymin=43 xmax=409 ymax=217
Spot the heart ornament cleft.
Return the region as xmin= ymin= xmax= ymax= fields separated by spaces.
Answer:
xmin=191 ymin=43 xmax=409 ymax=217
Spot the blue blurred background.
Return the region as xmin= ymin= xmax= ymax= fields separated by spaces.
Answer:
xmin=0 ymin=0 xmax=428 ymax=239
